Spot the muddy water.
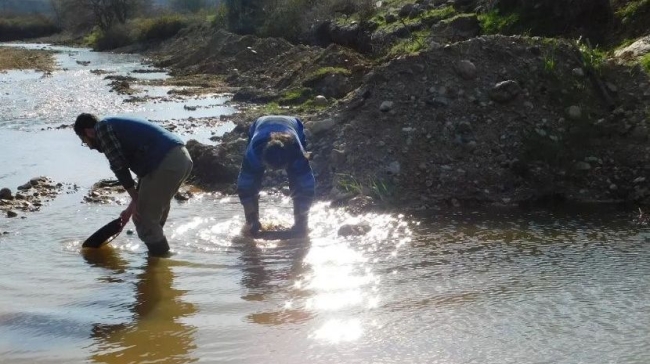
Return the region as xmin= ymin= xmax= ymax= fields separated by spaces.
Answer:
xmin=1 ymin=44 xmax=650 ymax=364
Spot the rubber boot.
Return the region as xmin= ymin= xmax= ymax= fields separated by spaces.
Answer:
xmin=243 ymin=198 xmax=261 ymax=235
xmin=145 ymin=237 xmax=170 ymax=257
xmin=292 ymin=200 xmax=309 ymax=237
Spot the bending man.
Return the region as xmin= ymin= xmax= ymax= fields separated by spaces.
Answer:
xmin=74 ymin=114 xmax=193 ymax=256
xmin=237 ymin=115 xmax=315 ymax=237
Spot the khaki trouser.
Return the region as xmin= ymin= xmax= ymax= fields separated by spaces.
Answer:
xmin=135 ymin=146 xmax=193 ymax=244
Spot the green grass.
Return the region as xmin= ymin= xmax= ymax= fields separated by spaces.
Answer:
xmin=641 ymin=53 xmax=650 ymax=73
xmin=369 ymin=178 xmax=395 ymax=201
xmin=542 ymin=44 xmax=557 ymax=74
xmin=387 ymin=29 xmax=428 ymax=57
xmin=478 ymin=9 xmax=519 ymax=34
xmin=278 ymin=87 xmax=312 ymax=105
xmin=251 ymin=102 xmax=289 ymax=115
xmin=616 ymin=0 xmax=650 ymax=21
xmin=307 ymin=66 xmax=351 ymax=80
xmin=336 ymin=174 xmax=395 ymax=201
xmin=373 ymin=5 xmax=456 ymax=33
xmin=336 ymin=174 xmax=364 ymax=195
xmin=420 ymin=6 xmax=456 ymax=24
xmin=577 ymin=40 xmax=607 ymax=75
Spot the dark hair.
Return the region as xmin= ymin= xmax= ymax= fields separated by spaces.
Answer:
xmin=74 ymin=113 xmax=99 ymax=136
xmin=262 ymin=132 xmax=301 ymax=169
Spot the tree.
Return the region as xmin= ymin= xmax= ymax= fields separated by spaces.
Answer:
xmin=51 ymin=0 xmax=149 ymax=31
xmin=171 ymin=0 xmax=205 ymax=13
xmin=224 ymin=0 xmax=262 ymax=34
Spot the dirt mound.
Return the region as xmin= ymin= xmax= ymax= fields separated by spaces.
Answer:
xmin=148 ymin=26 xmax=372 ymax=104
xmin=150 ymin=26 xmax=649 ymax=211
xmin=307 ymin=35 xmax=650 ymax=209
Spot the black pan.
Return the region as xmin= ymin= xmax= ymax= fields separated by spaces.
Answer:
xmin=82 ymin=218 xmax=124 ymax=248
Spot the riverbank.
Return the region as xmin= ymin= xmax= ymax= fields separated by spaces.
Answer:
xmin=0 ymin=46 xmax=55 ymax=72
xmin=4 ymin=0 xmax=650 ymax=213
xmin=140 ymin=26 xmax=650 ymax=212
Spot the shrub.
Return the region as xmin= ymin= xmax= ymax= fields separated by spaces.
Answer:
xmin=92 ymin=25 xmax=135 ymax=51
xmin=136 ymin=15 xmax=189 ymax=42
xmin=0 ymin=16 xmax=61 ymax=41
xmin=257 ymin=0 xmax=305 ymax=40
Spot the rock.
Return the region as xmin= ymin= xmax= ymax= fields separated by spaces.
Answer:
xmin=398 ymin=3 xmax=414 ymax=18
xmin=572 ymin=68 xmax=585 ymax=77
xmin=426 ymin=97 xmax=450 ymax=108
xmin=574 ymin=161 xmax=591 ymax=171
xmin=313 ymin=95 xmax=328 ymax=106
xmin=330 ymin=149 xmax=347 ymax=169
xmin=455 ymin=60 xmax=477 ymax=80
xmin=17 ymin=182 xmax=32 ymax=191
xmin=380 ymin=101 xmax=394 ymax=112
xmin=338 ymin=223 xmax=372 ymax=237
xmin=567 ymin=105 xmax=582 ymax=120
xmin=385 ymin=13 xmax=397 ymax=23
xmin=186 ymin=139 xmax=242 ymax=187
xmin=488 ymin=80 xmax=521 ymax=103
xmin=309 ymin=118 xmax=338 ymax=135
xmin=0 ymin=188 xmax=12 ymax=200
xmin=386 ymin=161 xmax=401 ymax=174
xmin=346 ymin=196 xmax=375 ymax=215
xmin=614 ymin=35 xmax=650 ymax=59
xmin=7 ymin=210 xmax=17 ymax=218
xmin=174 ymin=191 xmax=192 ymax=201
xmin=437 ymin=14 xmax=481 ymax=41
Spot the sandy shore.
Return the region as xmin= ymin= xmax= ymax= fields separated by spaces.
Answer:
xmin=0 ymin=46 xmax=55 ymax=72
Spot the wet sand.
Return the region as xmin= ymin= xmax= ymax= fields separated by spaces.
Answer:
xmin=0 ymin=46 xmax=55 ymax=72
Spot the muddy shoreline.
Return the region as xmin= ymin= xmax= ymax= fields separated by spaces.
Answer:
xmin=0 ymin=46 xmax=55 ymax=72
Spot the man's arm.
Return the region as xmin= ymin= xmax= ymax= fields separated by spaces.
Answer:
xmin=287 ymin=157 xmax=315 ymax=224
xmin=237 ymin=157 xmax=264 ymax=204
xmin=294 ymin=117 xmax=307 ymax=149
xmin=95 ymin=122 xmax=136 ymax=196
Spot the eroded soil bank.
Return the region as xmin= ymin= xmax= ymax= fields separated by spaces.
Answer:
xmin=141 ymin=26 xmax=650 ymax=212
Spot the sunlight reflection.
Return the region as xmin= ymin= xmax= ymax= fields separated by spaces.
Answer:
xmin=172 ymin=217 xmax=205 ymax=236
xmin=305 ymin=291 xmax=363 ymax=311
xmin=313 ymin=319 xmax=363 ymax=343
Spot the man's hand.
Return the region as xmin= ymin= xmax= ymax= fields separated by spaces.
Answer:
xmin=120 ymin=195 xmax=139 ymax=225
xmin=242 ymin=220 xmax=262 ymax=237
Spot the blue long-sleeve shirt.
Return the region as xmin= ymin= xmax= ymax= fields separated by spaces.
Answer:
xmin=237 ymin=116 xmax=315 ymax=211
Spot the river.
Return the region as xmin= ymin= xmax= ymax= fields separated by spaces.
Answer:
xmin=0 ymin=44 xmax=649 ymax=364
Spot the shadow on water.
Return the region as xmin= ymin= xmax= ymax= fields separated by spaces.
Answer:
xmin=233 ymin=235 xmax=314 ymax=325
xmin=81 ymin=247 xmax=198 ymax=364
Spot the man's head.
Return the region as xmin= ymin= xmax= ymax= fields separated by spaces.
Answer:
xmin=74 ymin=113 xmax=102 ymax=152
xmin=262 ymin=132 xmax=303 ymax=170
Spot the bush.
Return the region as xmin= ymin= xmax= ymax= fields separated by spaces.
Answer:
xmin=0 ymin=15 xmax=61 ymax=41
xmin=92 ymin=25 xmax=135 ymax=51
xmin=135 ymin=15 xmax=189 ymax=42
xmin=257 ymin=0 xmax=305 ymax=40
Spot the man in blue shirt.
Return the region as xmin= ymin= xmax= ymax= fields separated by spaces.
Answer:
xmin=74 ymin=113 xmax=193 ymax=256
xmin=237 ymin=115 xmax=315 ymax=237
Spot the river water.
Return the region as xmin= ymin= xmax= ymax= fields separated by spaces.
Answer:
xmin=1 ymin=44 xmax=649 ymax=364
